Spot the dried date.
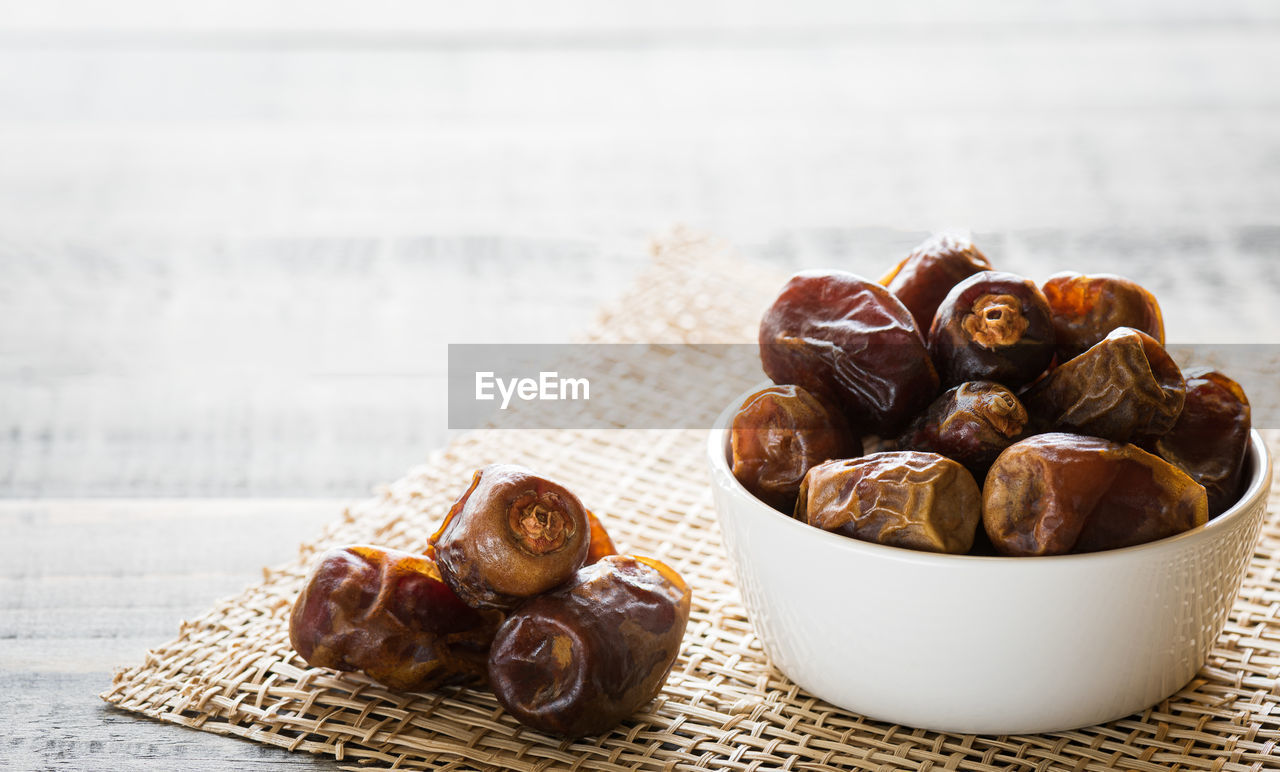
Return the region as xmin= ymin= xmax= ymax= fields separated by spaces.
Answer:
xmin=880 ymin=232 xmax=993 ymax=332
xmin=983 ymin=433 xmax=1207 ymax=556
xmin=928 ymin=271 xmax=1056 ymax=388
xmin=430 ymin=464 xmax=590 ymax=610
xmin=795 ymin=452 xmax=981 ymax=554
xmin=585 ymin=509 xmax=619 ymax=564
xmin=1151 ymin=368 xmax=1251 ymax=517
xmin=1042 ymin=271 xmax=1165 ymax=360
xmin=893 ymin=381 xmax=1028 ymax=478
xmin=730 ymin=384 xmax=860 ymax=512
xmin=487 ymin=554 xmax=691 ymax=737
xmin=289 ymin=545 xmax=502 ymax=691
xmin=759 ymin=270 xmax=939 ymax=434
xmin=1022 ymin=327 xmax=1185 ymax=443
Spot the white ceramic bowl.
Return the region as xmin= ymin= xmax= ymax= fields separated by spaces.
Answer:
xmin=708 ymin=391 xmax=1271 ymax=734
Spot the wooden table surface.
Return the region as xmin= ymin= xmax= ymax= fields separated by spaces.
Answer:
xmin=4 ymin=2 xmax=1280 ymax=769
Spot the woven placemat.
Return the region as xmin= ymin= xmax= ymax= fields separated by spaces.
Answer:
xmin=104 ymin=233 xmax=1280 ymax=771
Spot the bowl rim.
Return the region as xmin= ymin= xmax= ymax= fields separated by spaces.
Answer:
xmin=708 ymin=384 xmax=1272 ymax=567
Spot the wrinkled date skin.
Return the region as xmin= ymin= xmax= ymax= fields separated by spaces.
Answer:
xmin=795 ymin=452 xmax=981 ymax=554
xmin=1152 ymin=368 xmax=1251 ymax=517
xmin=879 ymin=232 xmax=994 ymax=333
xmin=730 ymin=384 xmax=860 ymax=512
xmin=1042 ymin=271 xmax=1165 ymax=360
xmin=1022 ymin=327 xmax=1185 ymax=443
xmin=983 ymin=433 xmax=1208 ymax=556
xmin=585 ymin=510 xmax=619 ymax=564
xmin=928 ymin=270 xmax=1056 ymax=389
xmin=893 ymin=381 xmax=1029 ymax=478
xmin=289 ymin=546 xmax=502 ymax=691
xmin=487 ymin=555 xmax=691 ymax=738
xmin=759 ymin=270 xmax=939 ymax=435
xmin=430 ymin=464 xmax=590 ymax=610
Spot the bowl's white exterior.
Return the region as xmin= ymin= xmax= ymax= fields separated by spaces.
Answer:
xmin=708 ymin=399 xmax=1271 ymax=734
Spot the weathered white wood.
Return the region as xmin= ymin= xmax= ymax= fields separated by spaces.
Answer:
xmin=1 ymin=16 xmax=1278 ymax=241
xmin=5 ymin=672 xmax=342 ymax=769
xmin=3 ymin=226 xmax=1277 ymax=496
xmin=1 ymin=18 xmax=1277 ymax=496
xmin=0 ymin=497 xmax=344 ymax=617
xmin=0 ymin=235 xmax=649 ymax=496
xmin=6 ymin=0 xmax=1279 ymax=36
xmin=1 ymin=499 xmax=348 ymax=770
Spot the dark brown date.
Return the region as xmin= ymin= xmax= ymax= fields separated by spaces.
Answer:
xmin=759 ymin=270 xmax=939 ymax=434
xmin=983 ymin=433 xmax=1207 ymax=556
xmin=795 ymin=452 xmax=981 ymax=554
xmin=1022 ymin=327 xmax=1185 ymax=443
xmin=730 ymin=384 xmax=860 ymax=512
xmin=430 ymin=464 xmax=590 ymax=610
xmin=880 ymin=232 xmax=993 ymax=332
xmin=585 ymin=509 xmax=619 ymax=564
xmin=289 ymin=545 xmax=502 ymax=691
xmin=1151 ymin=368 xmax=1251 ymax=517
xmin=928 ymin=271 xmax=1056 ymax=389
xmin=487 ymin=554 xmax=691 ymax=738
xmin=1042 ymin=271 xmax=1165 ymax=360
xmin=893 ymin=381 xmax=1028 ymax=478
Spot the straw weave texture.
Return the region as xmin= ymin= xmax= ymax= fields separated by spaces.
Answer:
xmin=103 ymin=234 xmax=1280 ymax=771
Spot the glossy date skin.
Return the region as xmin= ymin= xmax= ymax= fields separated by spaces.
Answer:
xmin=983 ymin=433 xmax=1208 ymax=556
xmin=1151 ymin=368 xmax=1251 ymax=517
xmin=759 ymin=270 xmax=939 ymax=435
xmin=795 ymin=452 xmax=981 ymax=554
xmin=1042 ymin=271 xmax=1165 ymax=360
xmin=928 ymin=271 xmax=1055 ymax=389
xmin=879 ymin=232 xmax=993 ymax=333
xmin=430 ymin=464 xmax=590 ymax=610
xmin=289 ymin=545 xmax=502 ymax=691
xmin=487 ymin=555 xmax=691 ymax=738
xmin=1022 ymin=327 xmax=1185 ymax=443
xmin=893 ymin=381 xmax=1028 ymax=478
xmin=730 ymin=384 xmax=860 ymax=512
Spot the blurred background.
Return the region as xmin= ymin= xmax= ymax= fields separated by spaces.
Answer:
xmin=3 ymin=2 xmax=1279 ymax=767
xmin=3 ymin=0 xmax=1279 ymax=498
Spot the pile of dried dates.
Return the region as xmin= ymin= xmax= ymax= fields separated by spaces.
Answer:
xmin=739 ymin=232 xmax=1252 ymax=556
xmin=289 ymin=463 xmax=691 ymax=736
